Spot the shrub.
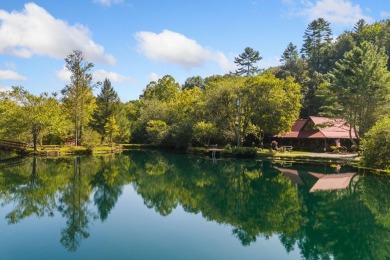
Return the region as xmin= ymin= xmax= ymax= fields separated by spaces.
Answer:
xmin=361 ymin=117 xmax=390 ymax=170
xmin=230 ymin=147 xmax=258 ymax=158
xmin=81 ymin=129 xmax=101 ymax=150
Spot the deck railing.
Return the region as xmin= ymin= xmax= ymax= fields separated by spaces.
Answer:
xmin=0 ymin=139 xmax=28 ymax=152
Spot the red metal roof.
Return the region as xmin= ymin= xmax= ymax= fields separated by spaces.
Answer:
xmin=291 ymin=119 xmax=308 ymax=131
xmin=279 ymin=116 xmax=357 ymax=139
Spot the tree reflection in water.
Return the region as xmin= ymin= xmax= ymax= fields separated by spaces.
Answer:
xmin=0 ymin=151 xmax=389 ymax=258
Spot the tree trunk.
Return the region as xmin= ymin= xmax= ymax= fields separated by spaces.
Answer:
xmin=33 ymin=132 xmax=38 ymax=152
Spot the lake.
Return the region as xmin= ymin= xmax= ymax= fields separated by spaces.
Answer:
xmin=0 ymin=150 xmax=389 ymax=259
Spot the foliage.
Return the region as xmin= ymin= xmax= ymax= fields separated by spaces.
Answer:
xmin=61 ymin=50 xmax=96 ymax=146
xmin=247 ymin=73 xmax=302 ymax=135
xmin=104 ymin=116 xmax=120 ymax=145
xmin=140 ymin=75 xmax=180 ymax=101
xmin=203 ymin=75 xmax=246 ymax=145
xmin=229 ymin=147 xmax=258 ymax=158
xmin=192 ymin=121 xmax=217 ymax=146
xmin=233 ymin=47 xmax=262 ymax=76
xmin=182 ymin=76 xmax=205 ymax=90
xmin=90 ymin=78 xmax=121 ymax=139
xmin=361 ymin=117 xmax=390 ymax=170
xmin=0 ymin=87 xmax=69 ymax=151
xmin=146 ymin=120 xmax=168 ymax=146
xmin=301 ymin=18 xmax=333 ymax=74
xmin=329 ymin=41 xmax=390 ymax=140
xmin=81 ymin=128 xmax=101 ymax=150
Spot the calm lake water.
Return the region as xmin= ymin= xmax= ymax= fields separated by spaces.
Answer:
xmin=0 ymin=150 xmax=389 ymax=259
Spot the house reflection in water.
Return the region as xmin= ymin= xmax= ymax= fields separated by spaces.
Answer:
xmin=273 ymin=164 xmax=357 ymax=192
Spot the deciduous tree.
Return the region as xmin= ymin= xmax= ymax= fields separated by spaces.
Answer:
xmin=1 ymin=87 xmax=68 ymax=151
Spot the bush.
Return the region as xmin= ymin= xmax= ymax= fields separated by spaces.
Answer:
xmin=361 ymin=117 xmax=390 ymax=170
xmin=229 ymin=147 xmax=258 ymax=158
xmin=81 ymin=129 xmax=101 ymax=150
xmin=187 ymin=147 xmax=208 ymax=155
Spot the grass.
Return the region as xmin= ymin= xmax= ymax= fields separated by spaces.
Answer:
xmin=26 ymin=144 xmax=123 ymax=155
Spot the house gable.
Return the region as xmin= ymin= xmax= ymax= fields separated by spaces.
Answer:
xmin=279 ymin=116 xmax=357 ymax=139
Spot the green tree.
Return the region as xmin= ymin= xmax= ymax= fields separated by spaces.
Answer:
xmin=2 ymin=87 xmax=68 ymax=151
xmin=233 ymin=47 xmax=262 ymax=76
xmin=61 ymin=50 xmax=96 ymax=146
xmin=146 ymin=120 xmax=168 ymax=146
xmin=140 ymin=75 xmax=180 ymax=101
xmin=192 ymin=121 xmax=217 ymax=146
xmin=90 ymin=78 xmax=120 ymax=140
xmin=113 ymin=102 xmax=132 ymax=143
xmin=247 ymin=73 xmax=302 ymax=136
xmin=182 ymin=76 xmax=205 ymax=90
xmin=278 ymin=42 xmax=310 ymax=110
xmin=301 ymin=18 xmax=333 ymax=73
xmin=203 ymin=75 xmax=246 ymax=145
xmin=353 ymin=19 xmax=390 ymax=69
xmin=329 ymin=41 xmax=390 ymax=141
xmin=361 ymin=117 xmax=390 ymax=170
xmin=104 ymin=116 xmax=119 ymax=145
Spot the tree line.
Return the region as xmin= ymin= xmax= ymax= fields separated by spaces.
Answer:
xmin=1 ymin=18 xmax=390 ymax=169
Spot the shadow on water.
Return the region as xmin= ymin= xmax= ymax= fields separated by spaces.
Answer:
xmin=0 ymin=150 xmax=389 ymax=258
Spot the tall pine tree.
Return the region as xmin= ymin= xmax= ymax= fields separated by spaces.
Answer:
xmin=233 ymin=47 xmax=262 ymax=76
xmin=61 ymin=50 xmax=96 ymax=146
xmin=90 ymin=78 xmax=120 ymax=140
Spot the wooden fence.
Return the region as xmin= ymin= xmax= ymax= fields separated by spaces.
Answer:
xmin=0 ymin=139 xmax=28 ymax=152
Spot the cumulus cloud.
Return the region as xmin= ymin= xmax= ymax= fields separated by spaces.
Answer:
xmin=149 ymin=73 xmax=160 ymax=82
xmin=56 ymin=66 xmax=72 ymax=82
xmin=286 ymin=0 xmax=373 ymax=25
xmin=93 ymin=0 xmax=123 ymax=6
xmin=135 ymin=30 xmax=235 ymax=72
xmin=0 ymin=70 xmax=28 ymax=81
xmin=56 ymin=67 xmax=132 ymax=84
xmin=0 ymin=3 xmax=115 ymax=64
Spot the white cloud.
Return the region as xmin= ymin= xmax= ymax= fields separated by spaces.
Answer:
xmin=135 ymin=30 xmax=234 ymax=72
xmin=380 ymin=11 xmax=390 ymax=19
xmin=0 ymin=85 xmax=12 ymax=92
xmin=259 ymin=56 xmax=281 ymax=69
xmin=0 ymin=70 xmax=28 ymax=81
xmin=0 ymin=3 xmax=115 ymax=65
xmin=56 ymin=66 xmax=71 ymax=82
xmin=56 ymin=67 xmax=133 ymax=84
xmin=93 ymin=69 xmax=134 ymax=83
xmin=286 ymin=0 xmax=373 ymax=26
xmin=93 ymin=0 xmax=123 ymax=6
xmin=149 ymin=73 xmax=160 ymax=82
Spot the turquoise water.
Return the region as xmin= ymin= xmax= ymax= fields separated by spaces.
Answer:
xmin=0 ymin=151 xmax=389 ymax=259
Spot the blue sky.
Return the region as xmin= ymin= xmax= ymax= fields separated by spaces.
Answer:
xmin=0 ymin=0 xmax=389 ymax=101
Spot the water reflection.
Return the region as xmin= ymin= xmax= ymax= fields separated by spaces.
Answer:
xmin=0 ymin=151 xmax=389 ymax=258
xmin=273 ymin=163 xmax=358 ymax=192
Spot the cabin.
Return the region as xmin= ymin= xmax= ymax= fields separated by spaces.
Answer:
xmin=275 ymin=116 xmax=358 ymax=152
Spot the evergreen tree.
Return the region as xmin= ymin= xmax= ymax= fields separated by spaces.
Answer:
xmin=301 ymin=18 xmax=333 ymax=74
xmin=182 ymin=76 xmax=205 ymax=90
xmin=61 ymin=50 xmax=96 ymax=146
xmin=330 ymin=41 xmax=390 ymax=141
xmin=90 ymin=78 xmax=120 ymax=140
xmin=233 ymin=47 xmax=262 ymax=76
